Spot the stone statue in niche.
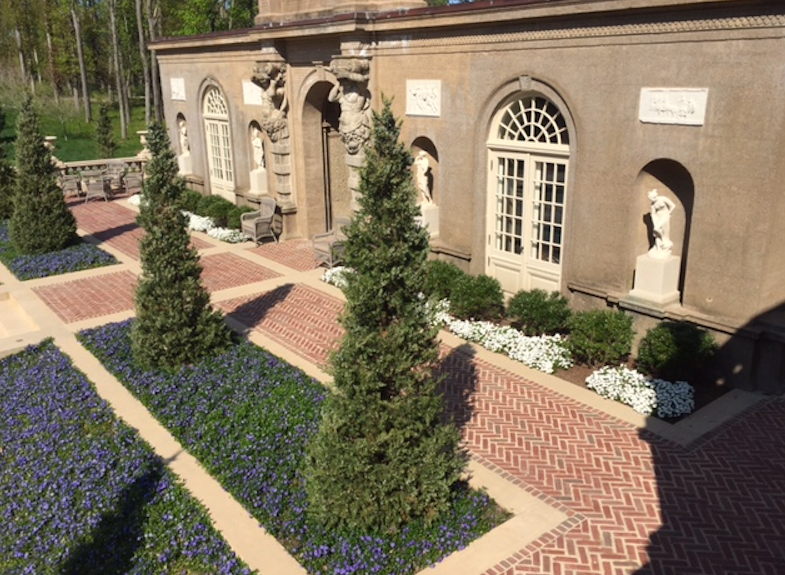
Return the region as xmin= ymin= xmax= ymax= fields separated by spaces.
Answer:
xmin=414 ymin=151 xmax=433 ymax=204
xmin=178 ymin=119 xmax=189 ymax=155
xmin=251 ymin=127 xmax=265 ymax=170
xmin=252 ymin=62 xmax=288 ymax=141
xmin=328 ymin=58 xmax=372 ymax=155
xmin=647 ymin=189 xmax=676 ymax=258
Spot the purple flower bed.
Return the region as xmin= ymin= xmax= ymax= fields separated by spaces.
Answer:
xmin=0 ymin=220 xmax=117 ymax=280
xmin=78 ymin=319 xmax=509 ymax=575
xmin=0 ymin=339 xmax=254 ymax=574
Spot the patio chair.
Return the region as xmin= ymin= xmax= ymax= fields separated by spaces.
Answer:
xmin=123 ymin=171 xmax=143 ymax=195
xmin=241 ymin=196 xmax=280 ymax=244
xmin=82 ymin=172 xmax=113 ymax=203
xmin=60 ymin=174 xmax=81 ymax=199
xmin=312 ymin=216 xmax=351 ymax=268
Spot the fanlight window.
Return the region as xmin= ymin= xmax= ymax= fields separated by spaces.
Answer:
xmin=205 ymin=87 xmax=229 ymax=116
xmin=497 ymin=97 xmax=569 ymax=145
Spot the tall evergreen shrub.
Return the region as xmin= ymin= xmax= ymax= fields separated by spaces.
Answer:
xmin=9 ymin=94 xmax=76 ymax=254
xmin=96 ymin=103 xmax=117 ymax=158
xmin=306 ymin=99 xmax=465 ymax=533
xmin=131 ymin=122 xmax=233 ymax=370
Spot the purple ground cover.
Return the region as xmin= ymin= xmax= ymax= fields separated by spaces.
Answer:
xmin=0 ymin=220 xmax=117 ymax=280
xmin=78 ymin=319 xmax=509 ymax=575
xmin=0 ymin=339 xmax=254 ymax=574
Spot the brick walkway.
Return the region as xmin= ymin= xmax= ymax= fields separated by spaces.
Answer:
xmin=5 ymin=197 xmax=784 ymax=574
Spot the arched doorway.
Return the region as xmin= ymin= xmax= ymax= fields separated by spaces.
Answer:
xmin=302 ymin=81 xmax=351 ymax=237
xmin=202 ymin=85 xmax=235 ymax=200
xmin=485 ymin=95 xmax=571 ymax=294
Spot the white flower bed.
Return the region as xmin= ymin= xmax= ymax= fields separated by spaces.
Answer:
xmin=207 ymin=227 xmax=247 ymax=243
xmin=439 ymin=315 xmax=573 ymax=374
xmin=127 ymin=193 xmax=144 ymax=207
xmin=586 ymin=365 xmax=695 ymax=418
xmin=183 ymin=211 xmax=215 ymax=232
xmin=323 ymin=268 xmax=696 ymax=417
xmin=321 ymin=266 xmax=353 ymax=290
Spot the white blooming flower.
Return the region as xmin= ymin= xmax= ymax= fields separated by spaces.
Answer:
xmin=208 ymin=227 xmax=246 ymax=243
xmin=586 ymin=365 xmax=694 ymax=418
xmin=183 ymin=211 xmax=215 ymax=232
xmin=321 ymin=266 xmax=354 ymax=289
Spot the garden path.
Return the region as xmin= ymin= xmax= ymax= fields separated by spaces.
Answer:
xmin=0 ymin=195 xmax=782 ymax=575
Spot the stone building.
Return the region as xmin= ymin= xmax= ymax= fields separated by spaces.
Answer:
xmin=151 ymin=0 xmax=785 ymax=393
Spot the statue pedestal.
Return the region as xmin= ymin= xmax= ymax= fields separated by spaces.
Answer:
xmin=177 ymin=154 xmax=192 ymax=175
xmin=249 ymin=169 xmax=269 ymax=195
xmin=416 ymin=203 xmax=439 ymax=238
xmin=628 ymin=254 xmax=681 ymax=307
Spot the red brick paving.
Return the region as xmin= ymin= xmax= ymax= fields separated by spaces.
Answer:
xmin=217 ymin=283 xmax=345 ymax=367
xmin=200 ymin=252 xmax=281 ymax=292
xmin=71 ymin=200 xmax=211 ymax=260
xmin=221 ymin=286 xmax=785 ymax=574
xmin=24 ymin=199 xmax=785 ymax=574
xmin=32 ymin=270 xmax=136 ymax=323
xmin=250 ymin=239 xmax=320 ymax=272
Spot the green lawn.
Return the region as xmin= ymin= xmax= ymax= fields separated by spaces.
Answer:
xmin=1 ymin=97 xmax=147 ymax=162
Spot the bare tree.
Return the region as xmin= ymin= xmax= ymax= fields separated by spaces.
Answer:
xmin=69 ymin=0 xmax=91 ymax=122
xmin=108 ymin=0 xmax=128 ymax=138
xmin=134 ymin=0 xmax=151 ymax=123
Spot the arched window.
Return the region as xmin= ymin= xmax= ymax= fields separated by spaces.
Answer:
xmin=203 ymin=86 xmax=234 ymax=194
xmin=486 ymin=95 xmax=570 ymax=294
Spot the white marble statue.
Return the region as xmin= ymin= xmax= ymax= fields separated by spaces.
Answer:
xmin=251 ymin=127 xmax=265 ymax=170
xmin=179 ymin=120 xmax=189 ymax=155
xmin=414 ymin=151 xmax=432 ymax=204
xmin=647 ymin=189 xmax=676 ymax=258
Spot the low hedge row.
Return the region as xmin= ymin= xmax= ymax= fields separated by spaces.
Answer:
xmin=180 ymin=190 xmax=256 ymax=230
xmin=423 ymin=259 xmax=717 ymax=378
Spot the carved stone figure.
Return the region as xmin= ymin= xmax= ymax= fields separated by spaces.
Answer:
xmin=178 ymin=120 xmax=189 ymax=155
xmin=251 ymin=127 xmax=265 ymax=170
xmin=328 ymin=58 xmax=372 ymax=155
xmin=252 ymin=62 xmax=288 ymax=141
xmin=647 ymin=189 xmax=676 ymax=258
xmin=414 ymin=151 xmax=432 ymax=204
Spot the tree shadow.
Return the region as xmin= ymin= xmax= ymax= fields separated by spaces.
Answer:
xmin=436 ymin=343 xmax=478 ymax=433
xmin=224 ymin=282 xmax=295 ymax=335
xmin=86 ymin=221 xmax=140 ymax=244
xmin=59 ymin=458 xmax=166 ymax=575
xmin=634 ymin=403 xmax=785 ymax=574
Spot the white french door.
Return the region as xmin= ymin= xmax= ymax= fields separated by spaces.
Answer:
xmin=487 ymin=151 xmax=567 ymax=294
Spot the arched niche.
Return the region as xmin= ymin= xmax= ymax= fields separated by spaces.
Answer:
xmin=410 ymin=136 xmax=438 ymax=205
xmin=633 ymin=159 xmax=694 ymax=298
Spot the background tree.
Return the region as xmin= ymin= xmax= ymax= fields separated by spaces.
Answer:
xmin=131 ymin=122 xmax=233 ymax=370
xmin=96 ymin=102 xmax=116 ymax=157
xmin=306 ymin=99 xmax=465 ymax=533
xmin=0 ymin=103 xmax=15 ymax=220
xmin=9 ymin=93 xmax=76 ymax=253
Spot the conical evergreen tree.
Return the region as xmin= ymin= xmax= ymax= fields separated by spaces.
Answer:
xmin=96 ymin=103 xmax=117 ymax=159
xmin=131 ymin=122 xmax=233 ymax=370
xmin=9 ymin=94 xmax=76 ymax=253
xmin=306 ymin=99 xmax=465 ymax=533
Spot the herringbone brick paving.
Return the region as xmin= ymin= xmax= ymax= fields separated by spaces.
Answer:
xmin=200 ymin=252 xmax=281 ymax=292
xmin=15 ymin=198 xmax=785 ymax=574
xmin=250 ymin=239 xmax=319 ymax=272
xmin=70 ymin=199 xmax=211 ymax=259
xmin=216 ymin=283 xmax=345 ymax=367
xmin=224 ymin=284 xmax=785 ymax=574
xmin=32 ymin=270 xmax=137 ymax=323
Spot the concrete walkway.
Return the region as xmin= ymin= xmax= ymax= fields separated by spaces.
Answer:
xmin=1 ymin=195 xmax=783 ymax=575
